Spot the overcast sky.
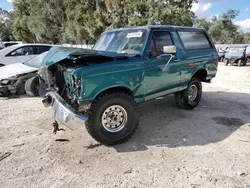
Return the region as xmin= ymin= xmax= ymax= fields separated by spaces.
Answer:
xmin=0 ymin=0 xmax=250 ymax=32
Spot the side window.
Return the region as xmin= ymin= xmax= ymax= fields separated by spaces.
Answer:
xmin=178 ymin=31 xmax=212 ymax=50
xmin=149 ymin=31 xmax=173 ymax=56
xmin=33 ymin=46 xmax=51 ymax=54
xmin=9 ymin=47 xmax=34 ymax=56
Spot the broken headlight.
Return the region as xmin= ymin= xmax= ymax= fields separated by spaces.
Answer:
xmin=0 ymin=75 xmax=19 ymax=85
xmin=0 ymin=79 xmax=10 ymax=85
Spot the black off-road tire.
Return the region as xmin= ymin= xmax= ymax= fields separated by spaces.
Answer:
xmin=175 ymin=77 xmax=202 ymax=110
xmin=224 ymin=59 xmax=229 ymax=66
xmin=238 ymin=60 xmax=242 ymax=67
xmin=243 ymin=60 xmax=247 ymax=66
xmin=86 ymin=91 xmax=140 ymax=145
xmin=25 ymin=77 xmax=40 ymax=97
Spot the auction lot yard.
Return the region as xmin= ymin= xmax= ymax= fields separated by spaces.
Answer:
xmin=1 ymin=63 xmax=250 ymax=188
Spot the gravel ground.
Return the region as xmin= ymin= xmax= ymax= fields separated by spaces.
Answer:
xmin=0 ymin=63 xmax=250 ymax=188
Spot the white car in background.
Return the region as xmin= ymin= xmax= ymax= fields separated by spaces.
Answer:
xmin=0 ymin=52 xmax=48 ymax=97
xmin=0 ymin=44 xmax=52 ymax=67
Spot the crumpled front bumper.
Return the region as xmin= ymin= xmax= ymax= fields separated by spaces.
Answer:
xmin=0 ymin=79 xmax=23 ymax=95
xmin=0 ymin=81 xmax=14 ymax=94
xmin=42 ymin=92 xmax=88 ymax=130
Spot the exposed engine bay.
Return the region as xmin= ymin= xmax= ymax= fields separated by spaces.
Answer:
xmin=39 ymin=54 xmax=127 ymax=110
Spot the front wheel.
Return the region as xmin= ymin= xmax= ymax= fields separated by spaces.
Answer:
xmin=175 ymin=77 xmax=202 ymax=110
xmin=25 ymin=77 xmax=40 ymax=97
xmin=86 ymin=91 xmax=140 ymax=145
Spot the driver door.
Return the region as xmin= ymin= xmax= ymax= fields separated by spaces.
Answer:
xmin=144 ymin=30 xmax=181 ymax=100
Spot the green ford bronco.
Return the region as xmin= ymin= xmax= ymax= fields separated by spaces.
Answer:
xmin=40 ymin=25 xmax=218 ymax=145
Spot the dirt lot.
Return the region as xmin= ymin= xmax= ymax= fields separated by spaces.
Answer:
xmin=1 ymin=63 xmax=250 ymax=188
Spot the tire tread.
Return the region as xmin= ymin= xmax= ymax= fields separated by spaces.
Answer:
xmin=86 ymin=91 xmax=140 ymax=145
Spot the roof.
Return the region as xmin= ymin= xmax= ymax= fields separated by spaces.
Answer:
xmin=12 ymin=43 xmax=53 ymax=47
xmin=105 ymin=25 xmax=205 ymax=33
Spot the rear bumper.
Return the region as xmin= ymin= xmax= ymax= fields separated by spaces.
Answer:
xmin=43 ymin=92 xmax=88 ymax=130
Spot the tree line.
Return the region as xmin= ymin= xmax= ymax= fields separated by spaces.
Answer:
xmin=0 ymin=0 xmax=249 ymax=44
xmin=195 ymin=9 xmax=250 ymax=44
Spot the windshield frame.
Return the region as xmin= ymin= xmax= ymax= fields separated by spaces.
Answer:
xmin=93 ymin=28 xmax=150 ymax=57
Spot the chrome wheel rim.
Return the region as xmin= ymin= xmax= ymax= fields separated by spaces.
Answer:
xmin=188 ymin=84 xmax=198 ymax=102
xmin=101 ymin=105 xmax=128 ymax=133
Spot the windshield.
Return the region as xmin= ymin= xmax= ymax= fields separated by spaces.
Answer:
xmin=23 ymin=52 xmax=48 ymax=68
xmin=0 ymin=44 xmax=22 ymax=55
xmin=93 ymin=29 xmax=148 ymax=55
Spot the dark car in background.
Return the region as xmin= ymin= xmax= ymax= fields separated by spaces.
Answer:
xmin=223 ymin=46 xmax=248 ymax=66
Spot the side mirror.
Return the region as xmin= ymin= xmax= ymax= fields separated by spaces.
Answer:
xmin=163 ymin=45 xmax=176 ymax=54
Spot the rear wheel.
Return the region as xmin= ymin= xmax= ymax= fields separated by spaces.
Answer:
xmin=243 ymin=60 xmax=247 ymax=66
xmin=238 ymin=60 xmax=242 ymax=67
xmin=224 ymin=59 xmax=229 ymax=66
xmin=175 ymin=77 xmax=202 ymax=110
xmin=25 ymin=77 xmax=40 ymax=97
xmin=86 ymin=91 xmax=140 ymax=145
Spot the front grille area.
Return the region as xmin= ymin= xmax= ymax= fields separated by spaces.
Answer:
xmin=62 ymin=71 xmax=82 ymax=102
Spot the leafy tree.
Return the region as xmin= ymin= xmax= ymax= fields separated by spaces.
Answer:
xmin=12 ymin=0 xmax=37 ymax=42
xmin=12 ymin=0 xmax=197 ymax=43
xmin=194 ymin=9 xmax=249 ymax=44
xmin=13 ymin=0 xmax=66 ymax=43
xmin=194 ymin=18 xmax=211 ymax=31
xmin=0 ymin=8 xmax=13 ymax=41
xmin=244 ymin=33 xmax=250 ymax=43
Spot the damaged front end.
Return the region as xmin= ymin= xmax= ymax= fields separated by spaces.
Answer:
xmin=40 ymin=46 xmax=127 ymax=131
xmin=0 ymin=73 xmax=36 ymax=96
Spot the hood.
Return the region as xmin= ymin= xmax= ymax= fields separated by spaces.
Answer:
xmin=0 ymin=63 xmax=38 ymax=80
xmin=42 ymin=46 xmax=130 ymax=67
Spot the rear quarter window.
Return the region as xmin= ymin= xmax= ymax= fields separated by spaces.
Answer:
xmin=178 ymin=31 xmax=213 ymax=51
